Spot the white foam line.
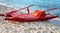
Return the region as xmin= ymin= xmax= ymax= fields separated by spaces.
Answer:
xmin=0 ymin=2 xmax=14 ymax=8
xmin=0 ymin=2 xmax=20 ymax=10
xmin=51 ymin=18 xmax=60 ymax=21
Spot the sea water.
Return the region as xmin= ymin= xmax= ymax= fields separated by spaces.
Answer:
xmin=0 ymin=0 xmax=60 ymax=16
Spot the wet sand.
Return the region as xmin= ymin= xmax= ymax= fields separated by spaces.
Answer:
xmin=0 ymin=5 xmax=60 ymax=33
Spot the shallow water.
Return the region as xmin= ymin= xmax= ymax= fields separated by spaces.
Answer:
xmin=49 ymin=18 xmax=60 ymax=26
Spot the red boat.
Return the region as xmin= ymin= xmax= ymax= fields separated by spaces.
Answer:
xmin=0 ymin=4 xmax=58 ymax=22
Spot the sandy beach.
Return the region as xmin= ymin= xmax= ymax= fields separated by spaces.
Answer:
xmin=0 ymin=5 xmax=60 ymax=33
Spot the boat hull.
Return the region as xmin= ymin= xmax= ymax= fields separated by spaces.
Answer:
xmin=4 ymin=15 xmax=58 ymax=22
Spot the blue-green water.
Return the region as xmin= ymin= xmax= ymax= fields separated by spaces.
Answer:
xmin=0 ymin=0 xmax=60 ymax=16
xmin=0 ymin=0 xmax=60 ymax=8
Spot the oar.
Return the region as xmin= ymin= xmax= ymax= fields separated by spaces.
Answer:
xmin=43 ymin=8 xmax=58 ymax=12
xmin=6 ymin=4 xmax=34 ymax=14
xmin=11 ymin=4 xmax=34 ymax=11
xmin=0 ymin=4 xmax=34 ymax=17
xmin=43 ymin=8 xmax=59 ymax=17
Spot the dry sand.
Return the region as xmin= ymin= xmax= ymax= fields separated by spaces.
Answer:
xmin=0 ymin=5 xmax=60 ymax=33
